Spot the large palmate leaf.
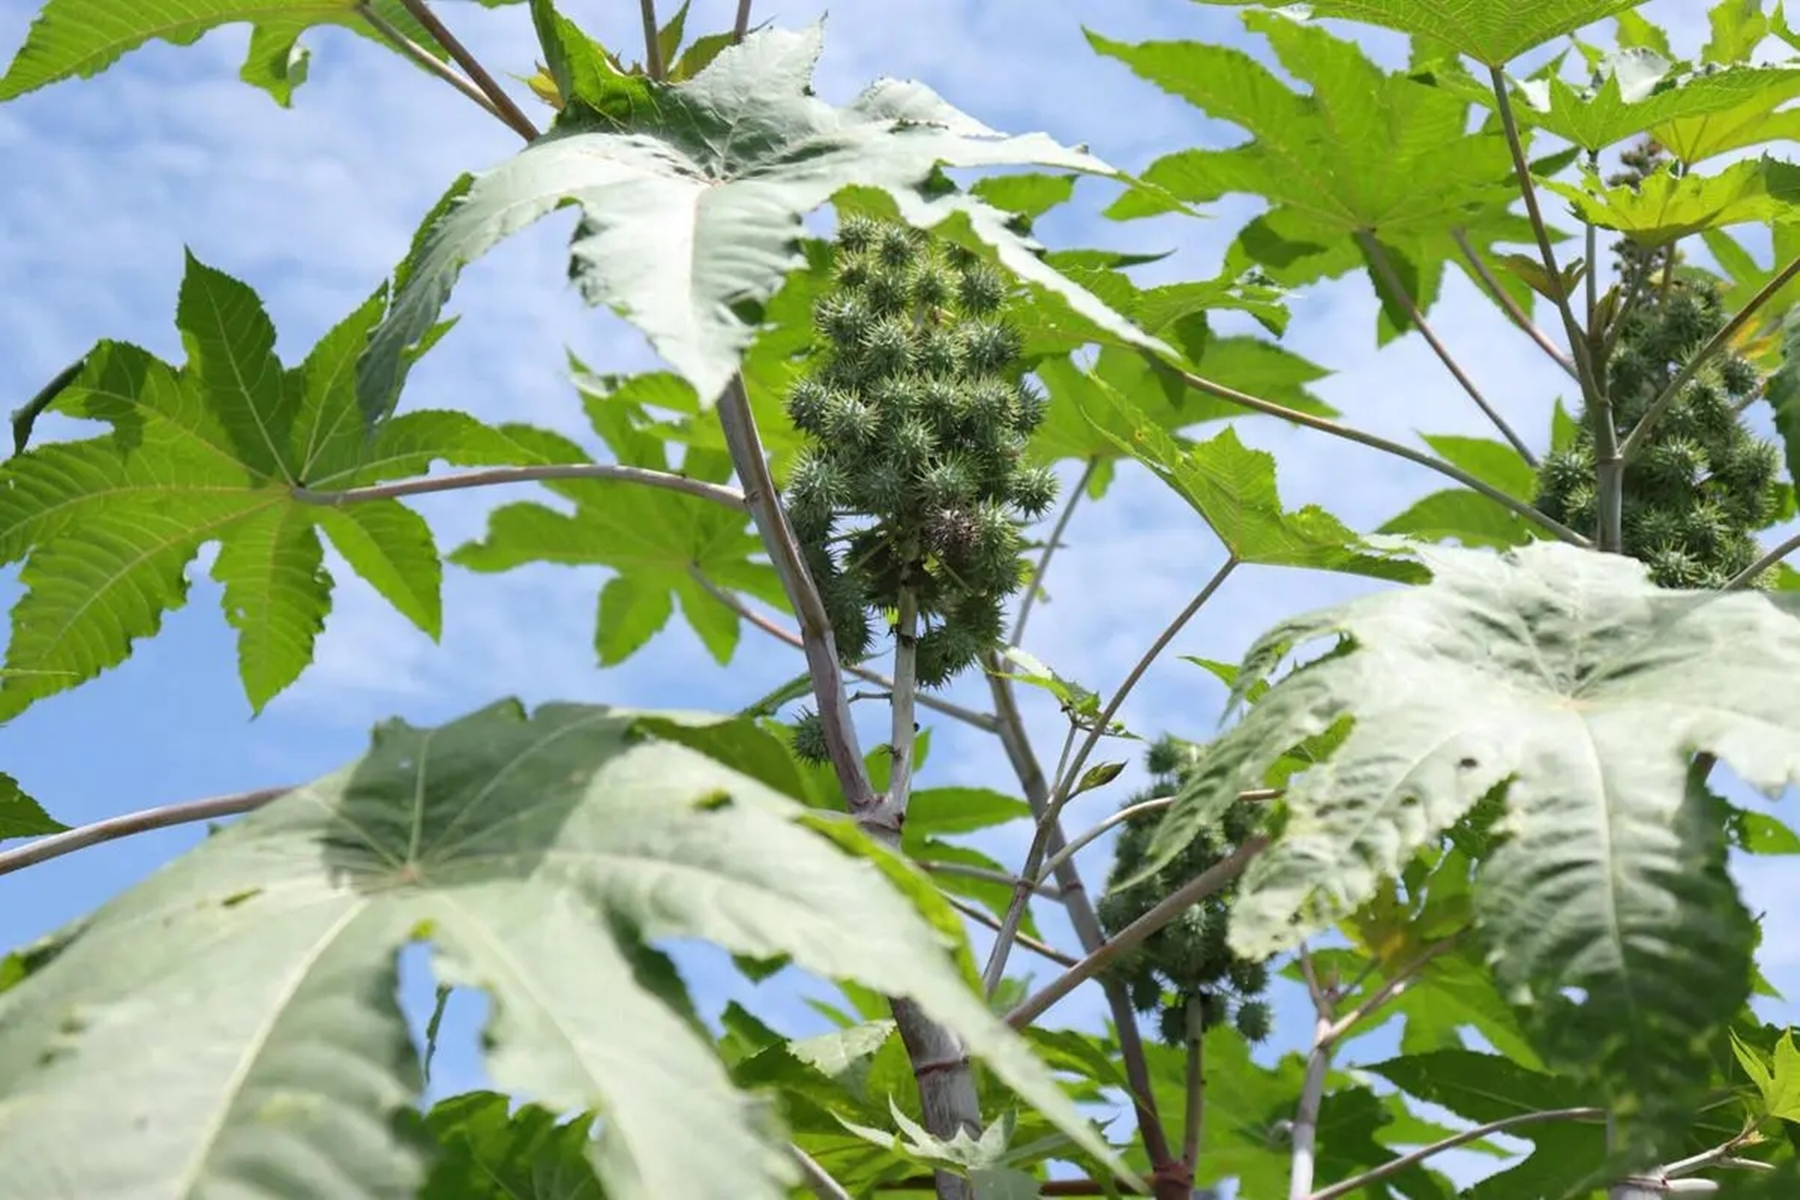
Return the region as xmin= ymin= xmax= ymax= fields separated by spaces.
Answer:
xmin=0 ymin=700 xmax=1126 ymax=1200
xmin=0 ymin=0 xmax=453 ymax=106
xmin=1703 ymin=221 xmax=1800 ymax=367
xmin=1071 ymin=372 xmax=1425 ymax=584
xmin=0 ymin=253 xmax=580 ymax=718
xmin=1545 ymin=156 xmax=1800 ymax=246
xmin=1189 ymin=0 xmax=1644 ymax=66
xmin=420 ymin=1091 xmax=602 ymax=1200
xmin=1142 ymin=540 xmax=1800 ymax=1111
xmin=1093 ymin=12 xmax=1530 ymax=342
xmin=1377 ymin=432 xmax=1547 ymax=550
xmin=356 ymin=22 xmax=1152 ymax=419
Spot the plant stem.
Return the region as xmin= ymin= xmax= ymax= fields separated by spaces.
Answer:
xmin=1004 ymin=836 xmax=1268 ymax=1030
xmin=1451 ymin=228 xmax=1578 ymax=380
xmin=394 ymin=0 xmax=539 ymax=141
xmin=1489 ymin=64 xmax=1621 ymax=550
xmin=1618 ymin=251 xmax=1800 ymax=462
xmin=733 ymin=0 xmax=756 ymax=39
xmin=717 ymin=376 xmax=881 ymax=822
xmin=637 ymin=0 xmax=666 ymax=79
xmin=1181 ymin=996 xmax=1206 ymax=1170
xmin=355 ymin=4 xmax=506 ymax=125
xmin=1167 ymin=365 xmax=1592 ymax=546
xmin=889 ymin=587 xmax=921 ymax=813
xmin=1288 ymin=949 xmax=1336 ymax=1200
xmin=1325 ymin=932 xmax=1464 ymax=1044
xmin=1307 ymin=1108 xmax=1606 ymax=1200
xmin=793 ymin=1145 xmax=854 ymax=1200
xmin=984 ymin=657 xmax=1181 ymax=1188
xmin=0 ymin=787 xmax=288 ymax=877
xmin=918 ymin=861 xmax=1060 ymax=898
xmin=292 ymin=464 xmax=746 ymax=511
xmin=982 ymin=557 xmax=1238 ymax=993
xmin=1012 ymin=459 xmax=1096 ymax=646
xmin=1726 ymin=529 xmax=1800 ymax=589
xmin=945 ymin=896 xmax=1079 ymax=967
xmin=1356 ymin=232 xmax=1535 ymax=465
xmin=1034 ymin=788 xmax=1279 ymax=886
xmin=688 ymin=572 xmax=999 ymax=732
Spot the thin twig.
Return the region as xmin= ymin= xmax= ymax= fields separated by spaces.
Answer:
xmin=1035 ymin=795 xmax=1174 ymax=884
xmin=1357 ymin=233 xmax=1536 ymax=465
xmin=355 ymin=3 xmax=505 ymax=124
xmin=1324 ymin=931 xmax=1466 ymax=1045
xmin=394 ymin=0 xmax=539 ymax=141
xmin=292 ymin=464 xmax=746 ymax=512
xmin=945 ymin=895 xmax=1079 ymax=968
xmin=1726 ymin=529 xmax=1800 ymax=589
xmin=637 ymin=0 xmax=666 ymax=79
xmin=0 ymin=787 xmax=288 ymax=878
xmin=793 ymin=1145 xmax=855 ymax=1200
xmin=1451 ymin=228 xmax=1578 ymax=380
xmin=1004 ymin=837 xmax=1268 ymax=1030
xmin=1306 ymin=1108 xmax=1607 ymax=1200
xmin=1013 ymin=459 xmax=1096 ymax=646
xmin=1168 ymin=365 xmax=1592 ymax=546
xmin=1619 ymin=251 xmax=1800 ymax=462
xmin=919 ymin=860 xmax=1060 ymax=899
xmin=688 ymin=572 xmax=999 ymax=732
xmin=983 ymin=556 xmax=1239 ymax=993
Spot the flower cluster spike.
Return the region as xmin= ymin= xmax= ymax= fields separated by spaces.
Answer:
xmin=1096 ymin=736 xmax=1272 ymax=1047
xmin=1535 ymin=138 xmax=1781 ymax=589
xmin=782 ymin=215 xmax=1056 ymax=687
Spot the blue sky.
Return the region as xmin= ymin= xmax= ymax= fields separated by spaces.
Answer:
xmin=1 ymin=0 xmax=1796 ymax=1192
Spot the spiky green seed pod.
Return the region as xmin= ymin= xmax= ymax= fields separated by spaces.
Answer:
xmin=791 ymin=708 xmax=831 ymax=763
xmin=1234 ymin=999 xmax=1273 ymax=1043
xmin=957 ymin=264 xmax=1007 ymax=315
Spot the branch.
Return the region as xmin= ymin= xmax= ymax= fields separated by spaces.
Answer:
xmin=1033 ymin=789 xmax=1278 ymax=886
xmin=945 ymin=896 xmax=1078 ymax=968
xmin=394 ymin=0 xmax=539 ymax=142
xmin=637 ymin=0 xmax=666 ymax=79
xmin=1619 ymin=250 xmax=1800 ymax=463
xmin=1357 ymin=232 xmax=1536 ymax=465
xmin=355 ymin=3 xmax=506 ymax=126
xmin=734 ymin=0 xmax=756 ymax=40
xmin=1181 ymin=996 xmax=1206 ymax=1170
xmin=0 ymin=787 xmax=288 ymax=878
xmin=1167 ymin=364 xmax=1592 ymax=547
xmin=1451 ymin=228 xmax=1579 ymax=380
xmin=1489 ymin=64 xmax=1620 ymax=550
xmin=1004 ymin=836 xmax=1268 ymax=1030
xmin=1306 ymin=1108 xmax=1606 ymax=1200
xmin=919 ymin=861 xmax=1060 ymax=899
xmin=984 ymin=655 xmax=1180 ymax=1182
xmin=793 ymin=1145 xmax=855 ymax=1200
xmin=716 ymin=376 xmax=881 ymax=822
xmin=1012 ymin=459 xmax=1096 ymax=646
xmin=292 ymin=464 xmax=747 ymax=512
xmin=688 ymin=571 xmax=1000 ymax=733
xmin=1324 ymin=931 xmax=1466 ymax=1046
xmin=1726 ymin=529 xmax=1800 ymax=589
xmin=982 ymin=556 xmax=1238 ymax=993
xmin=888 ymin=586 xmax=922 ymax=815
xmin=1288 ymin=946 xmax=1337 ymax=1200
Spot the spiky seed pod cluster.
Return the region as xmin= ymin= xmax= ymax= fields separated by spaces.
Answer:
xmin=1096 ymin=736 xmax=1272 ymax=1047
xmin=1535 ymin=140 xmax=1781 ymax=589
xmin=782 ymin=216 xmax=1056 ymax=685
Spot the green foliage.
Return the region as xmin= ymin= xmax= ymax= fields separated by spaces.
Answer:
xmin=1143 ymin=540 xmax=1800 ymax=1122
xmin=356 ymin=23 xmax=1151 ymax=421
xmin=0 ymin=700 xmax=1124 ymax=1200
xmin=1097 ymin=737 xmax=1273 ymax=1049
xmin=0 ymin=775 xmax=63 ymax=839
xmin=0 ymin=0 xmax=452 ymax=106
xmin=419 ymin=1092 xmax=602 ymax=1199
xmin=0 ymin=253 xmax=573 ymax=717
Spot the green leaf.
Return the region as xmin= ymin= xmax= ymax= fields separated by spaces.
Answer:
xmin=1765 ymin=305 xmax=1800 ymax=491
xmin=1701 ymin=222 xmax=1800 ymax=369
xmin=1092 ymin=13 xmax=1522 ymax=342
xmin=1151 ymin=540 xmax=1800 ymax=1112
xmin=420 ymin=1091 xmax=602 ymax=1200
xmin=450 ymin=472 xmax=782 ymax=669
xmin=358 ymin=23 xmax=1144 ymax=418
xmin=1378 ymin=489 xmax=1540 ymax=549
xmin=1189 ymin=0 xmax=1645 ymax=66
xmin=1614 ymin=9 xmax=1673 ymax=58
xmin=0 ymin=700 xmax=1128 ymax=1200
xmin=0 ymin=255 xmax=561 ymax=719
xmin=969 ymin=172 xmax=1077 ymax=220
xmin=1545 ymin=156 xmax=1800 ymax=247
xmin=1704 ymin=0 xmax=1771 ymax=64
xmin=0 ymin=776 xmax=65 ymax=839
xmin=0 ymin=0 xmax=447 ymax=106
xmin=902 ymin=788 xmax=1031 ymax=845
xmin=1075 ymin=379 xmax=1425 ymax=584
